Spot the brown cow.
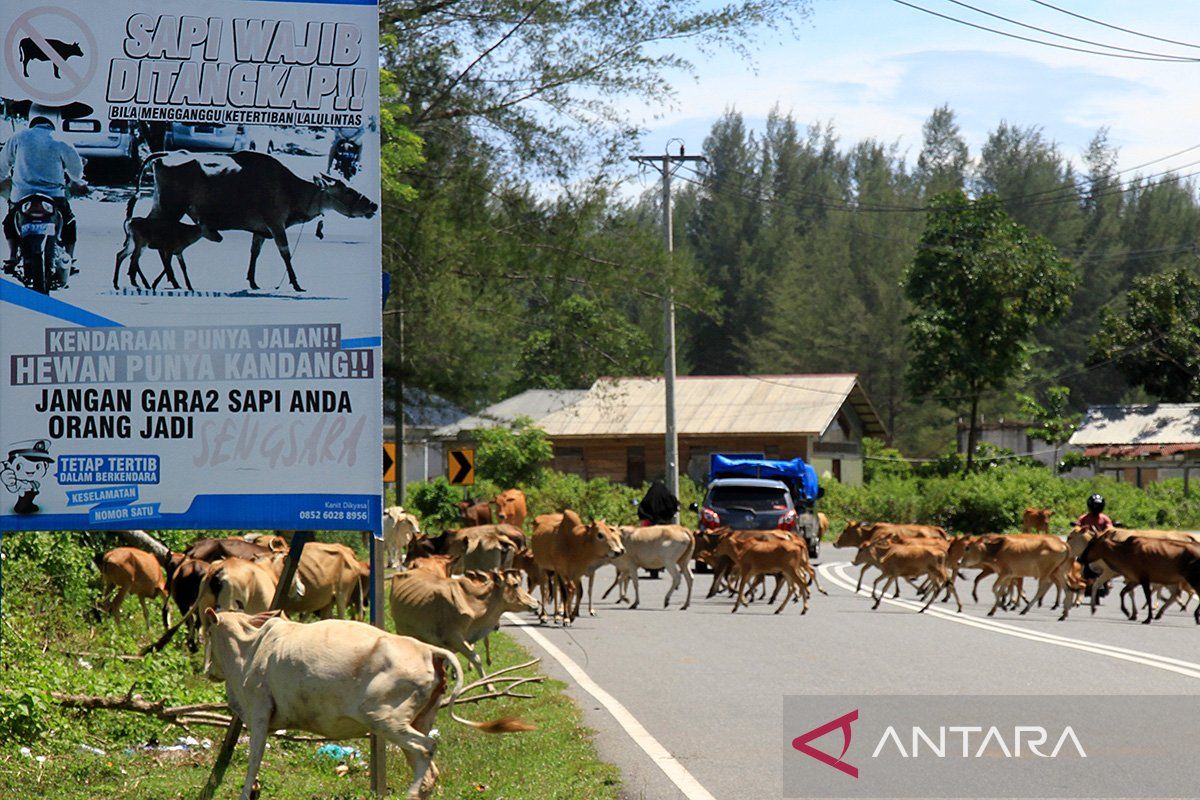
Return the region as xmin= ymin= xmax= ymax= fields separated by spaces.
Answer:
xmin=164 ymin=556 xmax=211 ymax=650
xmin=96 ymin=547 xmax=168 ymax=631
xmin=855 ymin=538 xmax=962 ymax=613
xmin=530 ymin=510 xmax=624 ymax=625
xmin=389 ymin=569 xmax=538 ymax=678
xmin=493 ymin=489 xmax=528 ymax=530
xmin=1066 ymin=526 xmax=1200 ymax=619
xmin=958 ymin=534 xmax=1071 ymax=617
xmin=185 ymin=536 xmax=279 ymax=563
xmin=458 ymin=500 xmax=493 ymax=526
xmin=720 ymin=536 xmax=813 ymax=614
xmin=1022 ymin=507 xmax=1054 ymax=533
xmin=1077 ymin=530 xmax=1200 ymax=624
xmin=274 ymin=542 xmax=364 ymax=620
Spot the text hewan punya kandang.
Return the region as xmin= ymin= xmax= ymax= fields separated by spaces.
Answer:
xmin=105 ymin=15 xmax=367 ymax=112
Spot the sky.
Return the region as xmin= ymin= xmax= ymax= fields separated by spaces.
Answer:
xmin=623 ymin=0 xmax=1200 ymax=183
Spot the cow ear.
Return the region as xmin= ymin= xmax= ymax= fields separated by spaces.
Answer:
xmin=204 ymin=607 xmax=219 ymax=623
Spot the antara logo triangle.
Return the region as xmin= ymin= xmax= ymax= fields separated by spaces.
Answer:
xmin=792 ymin=709 xmax=859 ymax=779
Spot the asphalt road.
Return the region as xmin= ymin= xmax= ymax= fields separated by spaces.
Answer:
xmin=504 ymin=559 xmax=1200 ymax=800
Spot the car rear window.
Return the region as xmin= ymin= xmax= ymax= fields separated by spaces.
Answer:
xmin=707 ymin=485 xmax=790 ymax=511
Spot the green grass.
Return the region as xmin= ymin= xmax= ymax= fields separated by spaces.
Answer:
xmin=0 ymin=534 xmax=621 ymax=799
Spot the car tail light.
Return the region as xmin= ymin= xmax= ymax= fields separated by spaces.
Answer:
xmin=700 ymin=507 xmax=721 ymax=529
xmin=778 ymin=509 xmax=798 ymax=531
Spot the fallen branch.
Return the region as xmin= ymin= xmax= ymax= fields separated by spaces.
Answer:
xmin=442 ymin=658 xmax=544 ymax=708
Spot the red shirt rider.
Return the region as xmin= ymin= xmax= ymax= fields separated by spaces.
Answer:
xmin=1076 ymin=493 xmax=1113 ymax=531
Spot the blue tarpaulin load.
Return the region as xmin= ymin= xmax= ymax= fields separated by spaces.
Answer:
xmin=708 ymin=454 xmax=820 ymax=504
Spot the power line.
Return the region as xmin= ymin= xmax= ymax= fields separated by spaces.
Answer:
xmin=891 ymin=0 xmax=1200 ymax=62
xmin=1026 ymin=0 xmax=1200 ymax=51
xmin=941 ymin=0 xmax=1200 ymax=61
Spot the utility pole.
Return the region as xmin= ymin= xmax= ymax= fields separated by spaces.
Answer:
xmin=630 ymin=144 xmax=705 ymax=519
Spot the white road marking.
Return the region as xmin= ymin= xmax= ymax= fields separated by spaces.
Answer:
xmin=820 ymin=561 xmax=1200 ymax=681
xmin=504 ymin=613 xmax=718 ymax=800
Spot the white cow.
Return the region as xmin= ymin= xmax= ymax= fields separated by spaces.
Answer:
xmin=608 ymin=524 xmax=696 ymax=610
xmin=202 ymin=609 xmax=532 ymax=800
xmin=383 ymin=506 xmax=422 ymax=567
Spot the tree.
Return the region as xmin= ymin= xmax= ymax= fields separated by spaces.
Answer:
xmin=384 ymin=0 xmax=811 ymax=175
xmin=916 ymin=105 xmax=969 ymax=196
xmin=1089 ymin=269 xmax=1200 ymax=401
xmin=904 ymin=191 xmax=1076 ymax=471
xmin=1018 ymin=386 xmax=1080 ymax=470
xmin=475 ymin=417 xmax=554 ymax=487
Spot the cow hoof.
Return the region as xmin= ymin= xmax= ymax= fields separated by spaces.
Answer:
xmin=629 ymin=603 xmax=639 ymax=610
xmin=248 ymin=281 xmax=260 ymax=290
xmin=292 ymin=283 xmax=306 ymax=292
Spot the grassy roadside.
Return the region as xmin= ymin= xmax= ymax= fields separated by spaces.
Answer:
xmin=0 ymin=536 xmax=621 ymax=799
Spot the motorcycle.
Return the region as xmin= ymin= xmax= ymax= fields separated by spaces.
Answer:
xmin=331 ymin=139 xmax=361 ymax=180
xmin=12 ymin=194 xmax=70 ymax=294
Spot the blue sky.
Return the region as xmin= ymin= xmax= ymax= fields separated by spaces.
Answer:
xmin=625 ymin=0 xmax=1200 ymax=179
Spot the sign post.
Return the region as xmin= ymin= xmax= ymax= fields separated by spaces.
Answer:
xmin=0 ymin=0 xmax=384 ymax=794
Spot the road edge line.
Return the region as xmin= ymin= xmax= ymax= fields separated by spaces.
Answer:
xmin=504 ymin=613 xmax=718 ymax=800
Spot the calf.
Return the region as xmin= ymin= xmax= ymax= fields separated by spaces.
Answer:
xmin=390 ymin=569 xmax=538 ymax=678
xmin=607 ymin=524 xmax=696 ymax=611
xmin=379 ymin=506 xmax=422 ymax=567
xmin=96 ymin=547 xmax=168 ymax=631
xmin=274 ymin=541 xmax=362 ymax=619
xmin=1022 ymin=507 xmax=1054 ymax=534
xmin=493 ymin=489 xmax=528 ymax=530
xmin=202 ymin=610 xmax=532 ymax=800
xmin=721 ymin=536 xmax=813 ymax=614
xmin=857 ymin=539 xmax=962 ymax=613
xmin=958 ymin=534 xmax=1070 ymax=617
xmin=113 ymin=203 xmax=223 ymax=291
xmin=458 ymin=500 xmax=493 ymax=526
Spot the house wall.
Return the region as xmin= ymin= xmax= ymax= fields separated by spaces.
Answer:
xmin=549 ymin=435 xmax=815 ymax=485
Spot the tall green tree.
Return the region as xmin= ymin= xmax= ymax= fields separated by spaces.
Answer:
xmin=1089 ymin=269 xmax=1200 ymax=401
xmin=916 ymin=104 xmax=969 ymax=196
xmin=905 ymin=191 xmax=1077 ymax=471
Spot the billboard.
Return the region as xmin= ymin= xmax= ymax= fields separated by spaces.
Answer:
xmin=0 ymin=0 xmax=382 ymax=532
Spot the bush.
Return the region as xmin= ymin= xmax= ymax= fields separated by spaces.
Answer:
xmin=820 ymin=464 xmax=1200 ymax=536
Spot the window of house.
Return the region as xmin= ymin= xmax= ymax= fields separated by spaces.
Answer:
xmin=832 ymin=459 xmax=842 ymax=482
xmin=626 ymin=446 xmax=646 ymax=486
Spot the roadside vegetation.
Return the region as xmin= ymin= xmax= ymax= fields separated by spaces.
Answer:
xmin=0 ymin=530 xmax=620 ymax=799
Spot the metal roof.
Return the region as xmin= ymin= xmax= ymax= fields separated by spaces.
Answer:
xmin=433 ymin=389 xmax=588 ymax=438
xmin=1069 ymin=404 xmax=1200 ymax=447
xmin=535 ymin=375 xmax=886 ymax=438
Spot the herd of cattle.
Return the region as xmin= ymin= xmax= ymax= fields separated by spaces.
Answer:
xmin=86 ymin=495 xmax=1200 ymax=799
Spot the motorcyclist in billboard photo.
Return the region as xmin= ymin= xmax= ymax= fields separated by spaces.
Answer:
xmin=327 ymin=125 xmax=364 ymax=178
xmin=0 ymin=115 xmax=85 ymax=276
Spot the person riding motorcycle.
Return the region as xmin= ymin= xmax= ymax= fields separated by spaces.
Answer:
xmin=0 ymin=116 xmax=85 ymax=275
xmin=326 ymin=125 xmax=363 ymax=176
xmin=1076 ymin=493 xmax=1114 ymax=532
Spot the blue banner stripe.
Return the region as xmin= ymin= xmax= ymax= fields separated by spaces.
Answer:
xmin=341 ymin=336 xmax=382 ymax=348
xmin=2 ymin=493 xmax=383 ymax=535
xmin=0 ymin=279 xmax=122 ymax=327
xmin=249 ymin=0 xmax=376 ymax=4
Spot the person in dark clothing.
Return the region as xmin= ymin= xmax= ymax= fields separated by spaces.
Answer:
xmin=638 ymin=479 xmax=679 ymax=526
xmin=637 ymin=480 xmax=680 ymax=580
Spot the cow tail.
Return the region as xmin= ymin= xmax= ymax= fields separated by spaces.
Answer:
xmin=435 ymin=646 xmax=536 ymax=733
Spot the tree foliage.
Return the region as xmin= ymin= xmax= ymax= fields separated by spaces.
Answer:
xmin=475 ymin=417 xmax=554 ymax=488
xmin=1089 ymin=269 xmax=1200 ymax=401
xmin=904 ymin=191 xmax=1077 ymax=470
